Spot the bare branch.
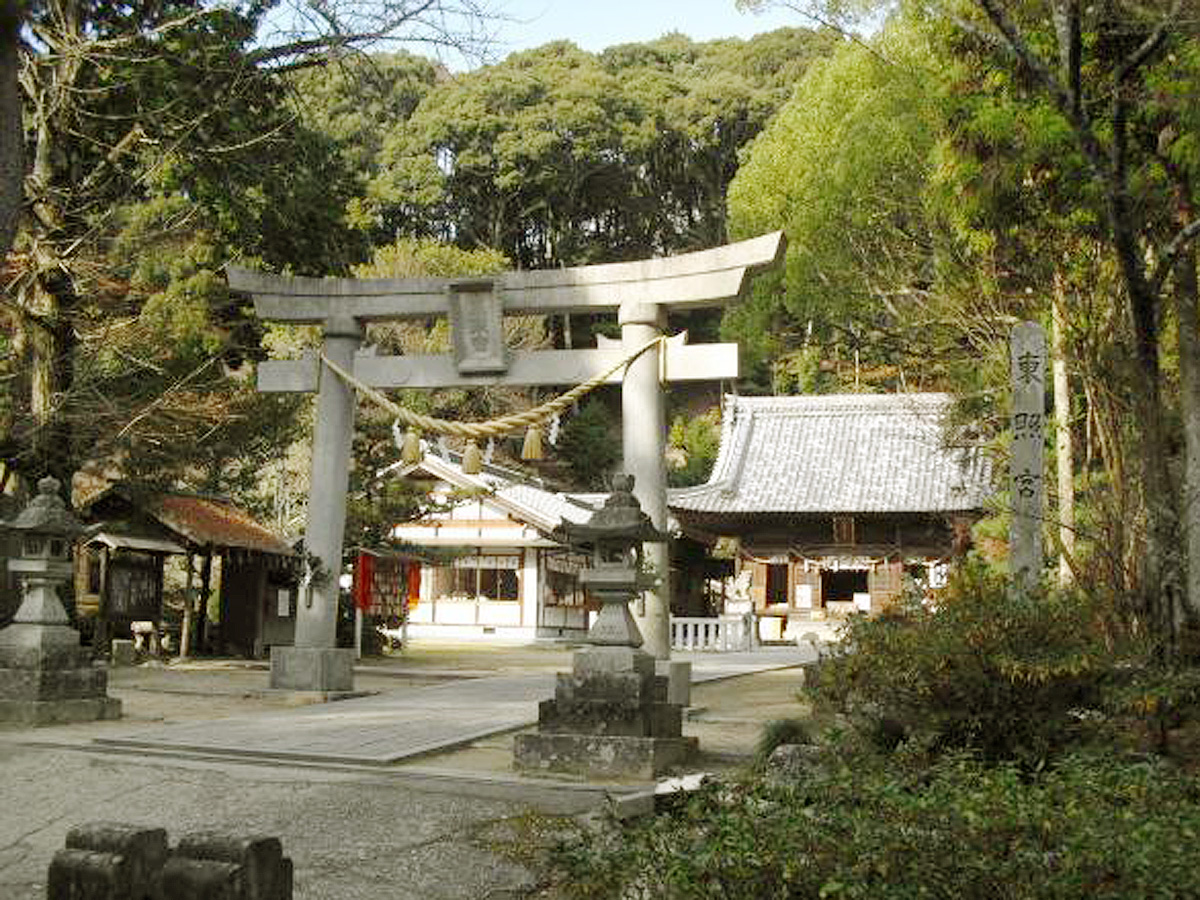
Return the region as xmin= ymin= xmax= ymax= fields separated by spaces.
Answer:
xmin=1152 ymin=218 xmax=1200 ymax=294
xmin=1115 ymin=1 xmax=1180 ymax=85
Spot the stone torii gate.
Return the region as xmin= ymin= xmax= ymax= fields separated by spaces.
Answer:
xmin=227 ymin=231 xmax=784 ymax=692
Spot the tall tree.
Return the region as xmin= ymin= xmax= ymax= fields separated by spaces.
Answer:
xmin=725 ymin=27 xmax=952 ymax=392
xmin=935 ymin=0 xmax=1200 ymax=652
xmin=737 ymin=0 xmax=1200 ymax=652
xmin=0 ymin=0 xmax=20 ymax=260
xmin=366 ymin=29 xmax=839 ymax=268
xmin=2 ymin=1 xmax=499 ymax=491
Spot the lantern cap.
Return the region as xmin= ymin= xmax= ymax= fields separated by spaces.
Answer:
xmin=6 ymin=477 xmax=83 ymax=537
xmin=554 ymin=474 xmax=666 ymax=547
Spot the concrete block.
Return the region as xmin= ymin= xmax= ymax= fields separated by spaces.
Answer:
xmin=66 ymin=822 xmax=168 ymax=898
xmin=176 ymin=832 xmax=291 ymax=900
xmin=0 ymin=643 xmax=93 ymax=670
xmin=0 ymin=695 xmax=121 ymax=725
xmin=514 ymin=732 xmax=697 ymax=780
xmin=555 ymin=670 xmax=654 ymax=704
xmin=47 ymin=824 xmax=292 ymax=900
xmin=157 ymin=857 xmax=244 ymax=900
xmin=0 ymin=665 xmax=108 ymax=700
xmin=269 ymin=646 xmax=353 ymax=692
xmin=537 ymin=699 xmax=682 ymax=739
xmin=48 ymin=848 xmax=130 ymax=900
xmin=572 ymin=646 xmax=654 ymax=679
xmin=666 ymin=661 xmax=691 ymax=707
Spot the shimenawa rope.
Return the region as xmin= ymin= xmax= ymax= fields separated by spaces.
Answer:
xmin=318 ymin=334 xmax=668 ymax=473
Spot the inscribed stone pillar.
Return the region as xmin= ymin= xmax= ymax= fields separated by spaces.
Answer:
xmin=1010 ymin=321 xmax=1046 ymax=594
xmin=620 ymin=302 xmax=671 ymax=660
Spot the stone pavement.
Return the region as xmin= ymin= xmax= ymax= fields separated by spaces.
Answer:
xmin=0 ymin=636 xmax=832 ymax=899
xmin=88 ymin=642 xmax=824 ymax=767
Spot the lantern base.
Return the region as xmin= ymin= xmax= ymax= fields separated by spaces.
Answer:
xmin=514 ymin=733 xmax=697 ymax=780
xmin=0 ymin=621 xmax=80 ymax=652
xmin=513 ymin=645 xmax=696 ymax=779
xmin=0 ymin=696 xmax=122 ymax=726
xmin=0 ymin=640 xmax=121 ymax=726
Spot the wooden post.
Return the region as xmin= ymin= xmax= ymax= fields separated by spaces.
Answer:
xmin=179 ymin=551 xmax=194 ymax=661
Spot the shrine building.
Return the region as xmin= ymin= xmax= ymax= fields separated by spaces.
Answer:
xmin=385 ymin=454 xmax=602 ymax=641
xmin=667 ymin=393 xmax=993 ymax=640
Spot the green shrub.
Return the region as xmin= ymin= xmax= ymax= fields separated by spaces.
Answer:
xmin=552 ymin=752 xmax=1200 ymax=899
xmin=807 ymin=563 xmax=1111 ymax=763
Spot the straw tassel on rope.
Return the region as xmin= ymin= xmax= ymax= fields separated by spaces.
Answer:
xmin=462 ymin=439 xmax=483 ymax=474
xmin=521 ymin=424 xmax=544 ymax=461
xmin=401 ymin=428 xmax=422 ymax=464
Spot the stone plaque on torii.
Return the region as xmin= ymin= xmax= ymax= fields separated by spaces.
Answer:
xmin=227 ymin=232 xmax=784 ymax=692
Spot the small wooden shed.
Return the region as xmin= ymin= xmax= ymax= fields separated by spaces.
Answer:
xmin=77 ymin=485 xmax=298 ymax=657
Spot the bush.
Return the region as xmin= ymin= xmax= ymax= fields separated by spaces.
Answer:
xmin=807 ymin=563 xmax=1111 ymax=763
xmin=552 ymin=752 xmax=1200 ymax=899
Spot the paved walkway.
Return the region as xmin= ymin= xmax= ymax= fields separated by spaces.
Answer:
xmin=89 ymin=645 xmax=818 ymax=766
xmin=0 ymin=639 xmax=833 ymax=900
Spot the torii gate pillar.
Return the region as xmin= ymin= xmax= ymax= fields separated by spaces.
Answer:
xmin=621 ymin=302 xmax=670 ymax=658
xmin=272 ymin=314 xmax=362 ymax=690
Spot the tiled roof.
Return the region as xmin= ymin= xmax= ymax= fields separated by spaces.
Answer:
xmin=384 ymin=453 xmax=599 ymax=533
xmin=669 ymin=394 xmax=992 ymax=516
xmin=143 ymin=493 xmax=294 ymax=556
xmin=495 ymin=483 xmax=599 ymax=529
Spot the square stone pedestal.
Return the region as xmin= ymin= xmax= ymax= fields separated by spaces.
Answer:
xmin=0 ymin=641 xmax=122 ymax=725
xmin=269 ymin=646 xmax=354 ymax=692
xmin=514 ymin=646 xmax=697 ymax=779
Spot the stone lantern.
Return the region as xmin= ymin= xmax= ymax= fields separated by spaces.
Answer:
xmin=556 ymin=473 xmax=664 ymax=648
xmin=514 ymin=473 xmax=695 ymax=779
xmin=0 ymin=477 xmax=121 ymax=724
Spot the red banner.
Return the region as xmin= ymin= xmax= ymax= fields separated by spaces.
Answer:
xmin=352 ymin=553 xmax=409 ymax=616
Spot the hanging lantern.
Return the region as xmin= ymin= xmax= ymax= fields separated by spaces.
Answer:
xmin=462 ymin=439 xmax=483 ymax=474
xmin=521 ymin=424 xmax=544 ymax=461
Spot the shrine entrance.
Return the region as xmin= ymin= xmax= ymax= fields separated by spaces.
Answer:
xmin=228 ymin=231 xmax=784 ymax=691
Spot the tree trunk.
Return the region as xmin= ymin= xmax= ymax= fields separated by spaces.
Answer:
xmin=0 ymin=0 xmax=22 ymax=260
xmin=20 ymin=277 xmax=78 ymax=483
xmin=1125 ymin=279 xmax=1182 ymax=656
xmin=1052 ymin=275 xmax=1077 ymax=586
xmin=1171 ymin=170 xmax=1200 ymax=633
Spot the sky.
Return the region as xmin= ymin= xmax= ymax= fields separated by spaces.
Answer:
xmin=483 ymin=1 xmax=808 ymax=60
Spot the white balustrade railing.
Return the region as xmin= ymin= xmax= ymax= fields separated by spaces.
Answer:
xmin=670 ymin=615 xmax=752 ymax=652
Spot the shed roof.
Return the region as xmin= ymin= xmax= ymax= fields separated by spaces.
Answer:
xmin=143 ymin=493 xmax=294 ymax=555
xmin=669 ymin=394 xmax=992 ymax=517
xmin=83 ymin=486 xmax=294 ymax=556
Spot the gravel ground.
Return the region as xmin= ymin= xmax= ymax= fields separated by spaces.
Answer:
xmin=0 ymin=641 xmax=813 ymax=899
